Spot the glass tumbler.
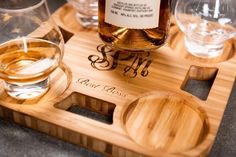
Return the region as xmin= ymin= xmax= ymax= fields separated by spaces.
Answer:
xmin=0 ymin=0 xmax=64 ymax=99
xmin=175 ymin=0 xmax=236 ymax=58
xmin=68 ymin=0 xmax=98 ymax=28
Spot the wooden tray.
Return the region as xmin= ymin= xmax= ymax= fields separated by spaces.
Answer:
xmin=1 ymin=3 xmax=236 ymax=157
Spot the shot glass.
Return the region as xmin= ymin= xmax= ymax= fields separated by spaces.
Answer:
xmin=175 ymin=0 xmax=236 ymax=58
xmin=67 ymin=0 xmax=98 ymax=28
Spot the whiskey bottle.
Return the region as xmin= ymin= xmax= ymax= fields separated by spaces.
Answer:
xmin=98 ymin=0 xmax=171 ymax=52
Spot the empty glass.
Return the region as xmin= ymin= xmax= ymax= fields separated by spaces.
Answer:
xmin=0 ymin=0 xmax=64 ymax=99
xmin=175 ymin=0 xmax=236 ymax=58
xmin=67 ymin=0 xmax=98 ymax=28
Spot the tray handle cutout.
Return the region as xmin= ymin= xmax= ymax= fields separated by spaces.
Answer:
xmin=181 ymin=66 xmax=218 ymax=100
xmin=54 ymin=92 xmax=116 ymax=124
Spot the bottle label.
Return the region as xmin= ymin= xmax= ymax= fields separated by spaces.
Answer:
xmin=105 ymin=0 xmax=161 ymax=29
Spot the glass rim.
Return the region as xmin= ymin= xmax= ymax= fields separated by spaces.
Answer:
xmin=0 ymin=0 xmax=46 ymax=13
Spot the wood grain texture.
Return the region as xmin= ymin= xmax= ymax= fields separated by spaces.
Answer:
xmin=52 ymin=3 xmax=96 ymax=34
xmin=0 ymin=3 xmax=235 ymax=157
xmin=124 ymin=91 xmax=208 ymax=153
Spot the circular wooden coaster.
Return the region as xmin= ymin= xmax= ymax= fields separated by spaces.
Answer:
xmin=123 ymin=91 xmax=208 ymax=153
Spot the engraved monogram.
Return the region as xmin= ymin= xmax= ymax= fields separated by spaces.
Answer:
xmin=88 ymin=44 xmax=152 ymax=78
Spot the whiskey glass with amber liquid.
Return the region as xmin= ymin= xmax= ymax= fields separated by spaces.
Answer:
xmin=0 ymin=0 xmax=64 ymax=99
xmin=98 ymin=0 xmax=171 ymax=52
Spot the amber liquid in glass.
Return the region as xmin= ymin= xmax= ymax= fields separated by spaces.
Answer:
xmin=0 ymin=38 xmax=61 ymax=84
xmin=98 ymin=0 xmax=171 ymax=51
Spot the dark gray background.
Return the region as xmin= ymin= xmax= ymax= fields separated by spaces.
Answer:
xmin=0 ymin=0 xmax=236 ymax=156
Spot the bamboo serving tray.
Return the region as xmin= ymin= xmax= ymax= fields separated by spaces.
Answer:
xmin=1 ymin=3 xmax=236 ymax=157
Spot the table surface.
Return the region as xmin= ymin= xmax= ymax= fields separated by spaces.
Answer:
xmin=0 ymin=0 xmax=236 ymax=156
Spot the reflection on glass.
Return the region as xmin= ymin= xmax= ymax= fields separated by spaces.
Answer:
xmin=175 ymin=0 xmax=236 ymax=58
xmin=0 ymin=0 xmax=64 ymax=99
xmin=67 ymin=0 xmax=98 ymax=28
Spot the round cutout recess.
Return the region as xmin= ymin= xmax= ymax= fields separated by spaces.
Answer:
xmin=168 ymin=25 xmax=236 ymax=63
xmin=123 ymin=91 xmax=208 ymax=153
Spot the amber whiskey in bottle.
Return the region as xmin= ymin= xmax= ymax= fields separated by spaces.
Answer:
xmin=98 ymin=0 xmax=171 ymax=52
